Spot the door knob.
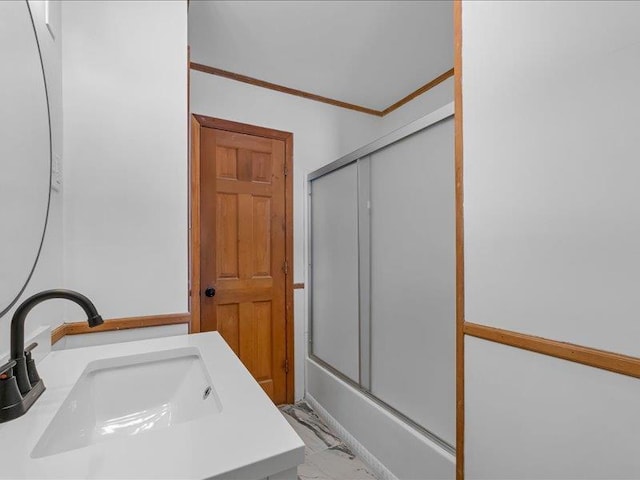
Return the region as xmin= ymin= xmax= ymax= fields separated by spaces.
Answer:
xmin=204 ymin=287 xmax=216 ymax=298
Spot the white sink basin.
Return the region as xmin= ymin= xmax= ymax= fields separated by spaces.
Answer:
xmin=31 ymin=347 xmax=222 ymax=458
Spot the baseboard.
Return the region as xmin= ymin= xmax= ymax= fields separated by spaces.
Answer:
xmin=305 ymin=394 xmax=398 ymax=480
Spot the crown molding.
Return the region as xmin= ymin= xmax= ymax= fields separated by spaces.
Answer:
xmin=382 ymin=68 xmax=454 ymax=116
xmin=190 ymin=62 xmax=383 ymax=116
xmin=190 ymin=61 xmax=454 ymax=117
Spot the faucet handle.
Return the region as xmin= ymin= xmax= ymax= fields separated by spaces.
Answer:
xmin=24 ymin=342 xmax=38 ymax=360
xmin=0 ymin=360 xmax=17 ymax=379
xmin=23 ymin=343 xmax=41 ymax=387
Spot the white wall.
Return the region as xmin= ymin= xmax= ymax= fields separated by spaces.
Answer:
xmin=25 ymin=0 xmax=65 ymax=330
xmin=463 ymin=1 xmax=640 ymax=477
xmin=378 ymin=77 xmax=453 ymax=136
xmin=463 ymin=0 xmax=640 ymax=356
xmin=62 ymin=0 xmax=188 ymax=321
xmin=466 ymin=337 xmax=640 ymax=479
xmin=1 ymin=1 xmax=65 ymax=360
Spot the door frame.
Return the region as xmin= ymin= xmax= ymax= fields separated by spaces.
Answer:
xmin=189 ymin=114 xmax=295 ymax=404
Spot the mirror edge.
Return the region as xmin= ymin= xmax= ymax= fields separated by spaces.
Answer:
xmin=0 ymin=0 xmax=53 ymax=319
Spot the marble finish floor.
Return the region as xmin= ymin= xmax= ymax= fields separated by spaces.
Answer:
xmin=279 ymin=402 xmax=377 ymax=480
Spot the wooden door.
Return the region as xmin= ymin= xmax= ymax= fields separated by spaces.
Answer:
xmin=200 ymin=126 xmax=288 ymax=404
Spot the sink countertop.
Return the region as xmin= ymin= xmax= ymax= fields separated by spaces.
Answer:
xmin=0 ymin=332 xmax=304 ymax=479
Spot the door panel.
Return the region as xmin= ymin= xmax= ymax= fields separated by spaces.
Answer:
xmin=200 ymin=127 xmax=288 ymax=404
xmin=369 ymin=118 xmax=456 ymax=445
xmin=217 ymin=303 xmax=240 ymax=354
xmin=216 ymin=193 xmax=239 ymax=278
xmin=252 ymin=196 xmax=271 ymax=276
xmin=310 ymin=163 xmax=360 ymax=382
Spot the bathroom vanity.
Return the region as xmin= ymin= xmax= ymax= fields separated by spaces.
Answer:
xmin=0 ymin=332 xmax=304 ymax=479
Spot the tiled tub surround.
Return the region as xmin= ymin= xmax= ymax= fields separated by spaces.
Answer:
xmin=280 ymin=402 xmax=377 ymax=480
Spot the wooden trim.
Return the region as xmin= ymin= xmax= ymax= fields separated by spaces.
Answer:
xmin=293 ymin=283 xmax=305 ymax=290
xmin=51 ymin=324 xmax=66 ymax=345
xmin=188 ymin=45 xmax=198 ymax=333
xmin=64 ymin=313 xmax=190 ymax=335
xmin=51 ymin=313 xmax=190 ymax=344
xmin=193 ymin=115 xmax=293 ymax=141
xmin=284 ymin=132 xmax=295 ymax=405
xmin=381 ymin=68 xmax=455 ymax=116
xmin=189 ymin=114 xmax=204 ymax=333
xmin=190 ymin=63 xmax=383 ymax=117
xmin=190 ymin=114 xmax=295 ymax=404
xmin=190 ymin=114 xmax=201 ymax=333
xmin=453 ymin=1 xmax=464 ymax=479
xmin=465 ymin=322 xmax=640 ymax=379
xmin=191 ymin=62 xmax=455 ymax=118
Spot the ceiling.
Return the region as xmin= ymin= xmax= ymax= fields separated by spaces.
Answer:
xmin=188 ymin=1 xmax=453 ymax=111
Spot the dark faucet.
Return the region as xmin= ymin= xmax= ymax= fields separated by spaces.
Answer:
xmin=0 ymin=289 xmax=103 ymax=423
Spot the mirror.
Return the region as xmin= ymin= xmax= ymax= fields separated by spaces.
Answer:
xmin=0 ymin=1 xmax=52 ymax=318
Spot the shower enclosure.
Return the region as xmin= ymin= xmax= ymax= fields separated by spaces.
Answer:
xmin=308 ymin=103 xmax=456 ymax=454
